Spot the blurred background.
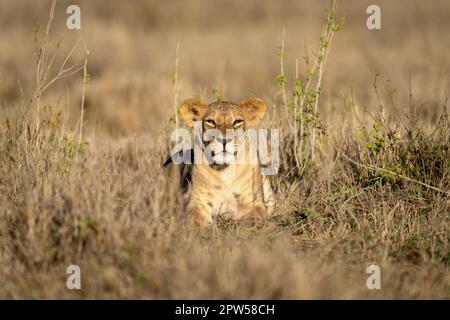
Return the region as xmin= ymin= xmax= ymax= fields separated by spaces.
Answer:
xmin=0 ymin=0 xmax=449 ymax=137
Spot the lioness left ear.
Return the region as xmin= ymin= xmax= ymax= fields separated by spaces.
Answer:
xmin=179 ymin=98 xmax=208 ymax=127
xmin=239 ymin=97 xmax=266 ymax=127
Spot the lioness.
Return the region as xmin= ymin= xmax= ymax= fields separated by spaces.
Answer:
xmin=165 ymin=97 xmax=276 ymax=226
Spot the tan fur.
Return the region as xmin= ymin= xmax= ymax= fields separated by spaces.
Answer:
xmin=178 ymin=97 xmax=276 ymax=226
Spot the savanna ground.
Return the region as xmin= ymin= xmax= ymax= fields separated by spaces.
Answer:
xmin=0 ymin=0 xmax=449 ymax=299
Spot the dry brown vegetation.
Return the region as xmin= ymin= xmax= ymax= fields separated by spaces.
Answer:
xmin=0 ymin=0 xmax=449 ymax=299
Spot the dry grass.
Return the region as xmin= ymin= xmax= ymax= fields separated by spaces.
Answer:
xmin=0 ymin=0 xmax=449 ymax=299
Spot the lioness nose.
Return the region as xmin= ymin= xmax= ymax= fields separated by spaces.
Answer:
xmin=218 ymin=136 xmax=233 ymax=146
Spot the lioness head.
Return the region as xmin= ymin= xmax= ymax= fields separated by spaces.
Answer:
xmin=179 ymin=97 xmax=266 ymax=166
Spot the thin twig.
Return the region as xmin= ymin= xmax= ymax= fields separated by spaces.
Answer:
xmin=293 ymin=58 xmax=303 ymax=175
xmin=35 ymin=0 xmax=56 ymax=129
xmin=173 ymin=42 xmax=180 ymax=128
xmin=311 ymin=0 xmax=337 ymax=160
xmin=279 ymin=28 xmax=295 ymax=133
xmin=79 ymin=41 xmax=89 ymax=146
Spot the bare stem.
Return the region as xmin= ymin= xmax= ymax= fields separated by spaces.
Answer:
xmin=279 ymin=28 xmax=294 ymax=133
xmin=173 ymin=42 xmax=180 ymax=129
xmin=293 ymin=58 xmax=303 ymax=174
xmin=35 ymin=0 xmax=56 ymax=129
xmin=79 ymin=42 xmax=89 ymax=146
xmin=311 ymin=0 xmax=337 ymax=160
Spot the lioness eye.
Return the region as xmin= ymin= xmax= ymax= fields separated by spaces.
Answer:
xmin=205 ymin=119 xmax=216 ymax=127
xmin=233 ymin=119 xmax=244 ymax=127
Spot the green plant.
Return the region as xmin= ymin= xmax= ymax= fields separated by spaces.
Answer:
xmin=278 ymin=0 xmax=345 ymax=182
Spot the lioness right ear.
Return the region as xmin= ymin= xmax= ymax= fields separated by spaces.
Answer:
xmin=239 ymin=97 xmax=266 ymax=127
xmin=179 ymin=98 xmax=208 ymax=127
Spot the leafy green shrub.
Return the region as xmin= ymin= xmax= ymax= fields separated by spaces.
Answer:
xmin=345 ymin=112 xmax=449 ymax=193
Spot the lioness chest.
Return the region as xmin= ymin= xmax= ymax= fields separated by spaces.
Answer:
xmin=190 ymin=163 xmax=264 ymax=219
